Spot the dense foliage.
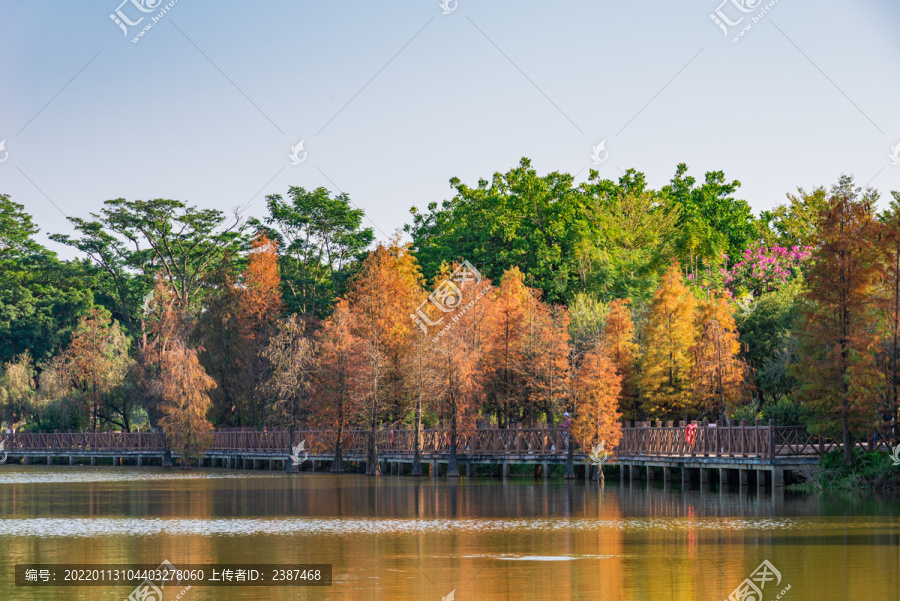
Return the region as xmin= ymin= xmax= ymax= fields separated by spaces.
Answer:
xmin=2 ymin=164 xmax=899 ymax=474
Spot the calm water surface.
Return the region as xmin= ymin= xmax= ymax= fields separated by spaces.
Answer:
xmin=0 ymin=466 xmax=897 ymax=600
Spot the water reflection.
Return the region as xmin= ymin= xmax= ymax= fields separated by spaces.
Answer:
xmin=0 ymin=467 xmax=897 ymax=600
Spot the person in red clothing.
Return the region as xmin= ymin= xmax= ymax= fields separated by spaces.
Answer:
xmin=561 ymin=412 xmax=571 ymax=448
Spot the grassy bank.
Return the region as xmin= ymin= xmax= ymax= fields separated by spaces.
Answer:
xmin=789 ymin=449 xmax=900 ymax=493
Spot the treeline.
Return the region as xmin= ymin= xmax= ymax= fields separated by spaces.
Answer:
xmin=1 ymin=160 xmax=898 ymax=468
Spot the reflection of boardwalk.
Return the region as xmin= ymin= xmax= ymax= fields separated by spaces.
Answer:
xmin=0 ymin=422 xmax=890 ymax=487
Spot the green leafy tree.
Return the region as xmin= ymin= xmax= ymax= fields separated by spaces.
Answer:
xmin=406 ymin=158 xmax=588 ymax=304
xmin=661 ymin=164 xmax=756 ymax=273
xmin=51 ymin=198 xmax=245 ymax=336
xmin=770 ymin=186 xmax=829 ymax=247
xmin=259 ymin=187 xmax=374 ymax=317
xmin=0 ymin=195 xmax=94 ymax=364
xmin=578 ymin=177 xmax=679 ymax=302
xmin=736 ymin=280 xmax=803 ymax=407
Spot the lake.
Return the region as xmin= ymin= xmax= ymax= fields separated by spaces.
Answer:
xmin=0 ymin=466 xmax=897 ymax=600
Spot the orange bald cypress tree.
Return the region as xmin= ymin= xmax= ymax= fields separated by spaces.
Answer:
xmin=241 ymin=234 xmax=283 ymax=332
xmin=348 ymin=240 xmax=425 ymax=476
xmin=639 ymin=262 xmax=696 ymax=420
xmin=316 ymin=299 xmax=362 ymax=472
xmin=155 ymin=339 xmax=216 ymax=468
xmin=538 ymin=305 xmax=572 ymax=425
xmin=403 ymin=325 xmax=441 ymax=476
xmin=142 ymin=278 xmax=215 ymax=468
xmin=794 ymin=189 xmax=884 ymax=462
xmin=431 ymin=262 xmax=492 ymax=477
xmin=199 ymin=233 xmax=284 ymax=427
xmin=601 ymin=299 xmax=639 ymax=420
xmin=879 ymin=200 xmax=900 ymax=443
xmin=241 ymin=233 xmax=284 ymax=425
xmin=691 ymin=293 xmax=750 ymax=421
xmin=481 ymin=267 xmax=530 ymax=426
xmin=569 ymin=350 xmax=623 ymax=453
xmin=518 ymin=293 xmax=571 ymax=425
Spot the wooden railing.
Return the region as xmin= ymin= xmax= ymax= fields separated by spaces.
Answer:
xmin=617 ymin=420 xmax=894 ymax=459
xmin=619 ymin=422 xmax=772 ymax=458
xmin=0 ymin=423 xmax=891 ymax=458
xmin=0 ymin=426 xmax=569 ymax=456
xmin=1 ymin=431 xmax=166 ymax=452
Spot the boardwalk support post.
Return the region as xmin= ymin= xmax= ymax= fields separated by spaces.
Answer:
xmin=772 ymin=467 xmax=784 ymax=487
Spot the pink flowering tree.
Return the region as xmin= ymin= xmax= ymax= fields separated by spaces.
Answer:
xmin=723 ymin=240 xmax=811 ymax=296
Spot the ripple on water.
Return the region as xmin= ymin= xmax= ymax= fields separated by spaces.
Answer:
xmin=463 ymin=554 xmax=627 ymax=561
xmin=0 ymin=517 xmax=808 ymax=538
xmin=0 ymin=469 xmax=284 ymax=485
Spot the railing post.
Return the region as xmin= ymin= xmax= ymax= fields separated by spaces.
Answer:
xmin=768 ymin=419 xmax=776 ymax=460
xmin=756 ymin=419 xmax=763 ymax=455
xmin=702 ymin=419 xmax=709 ymax=456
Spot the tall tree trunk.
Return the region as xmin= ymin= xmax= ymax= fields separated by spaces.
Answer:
xmin=411 ymin=393 xmax=423 ymax=476
xmin=892 ymin=245 xmax=899 ymax=444
xmin=331 ymin=420 xmax=344 ymax=473
xmin=447 ymin=395 xmax=460 ymax=477
xmin=563 ymin=433 xmax=575 ymax=479
xmin=366 ymin=406 xmax=380 ymax=476
xmin=841 ymin=303 xmax=852 ymax=464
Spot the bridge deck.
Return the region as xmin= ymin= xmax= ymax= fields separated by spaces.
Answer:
xmin=2 ymin=421 xmax=887 ymax=474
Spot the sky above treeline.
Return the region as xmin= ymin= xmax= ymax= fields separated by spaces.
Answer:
xmin=1 ymin=0 xmax=900 ymax=257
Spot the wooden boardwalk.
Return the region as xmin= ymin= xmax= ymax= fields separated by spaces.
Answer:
xmin=1 ymin=420 xmax=888 ymax=487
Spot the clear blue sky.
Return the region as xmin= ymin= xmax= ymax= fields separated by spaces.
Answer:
xmin=2 ymin=0 xmax=899 ymax=255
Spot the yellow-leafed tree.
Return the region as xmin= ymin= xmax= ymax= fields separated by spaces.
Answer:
xmin=639 ymin=262 xmax=696 ymax=420
xmin=691 ymin=293 xmax=750 ymax=420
